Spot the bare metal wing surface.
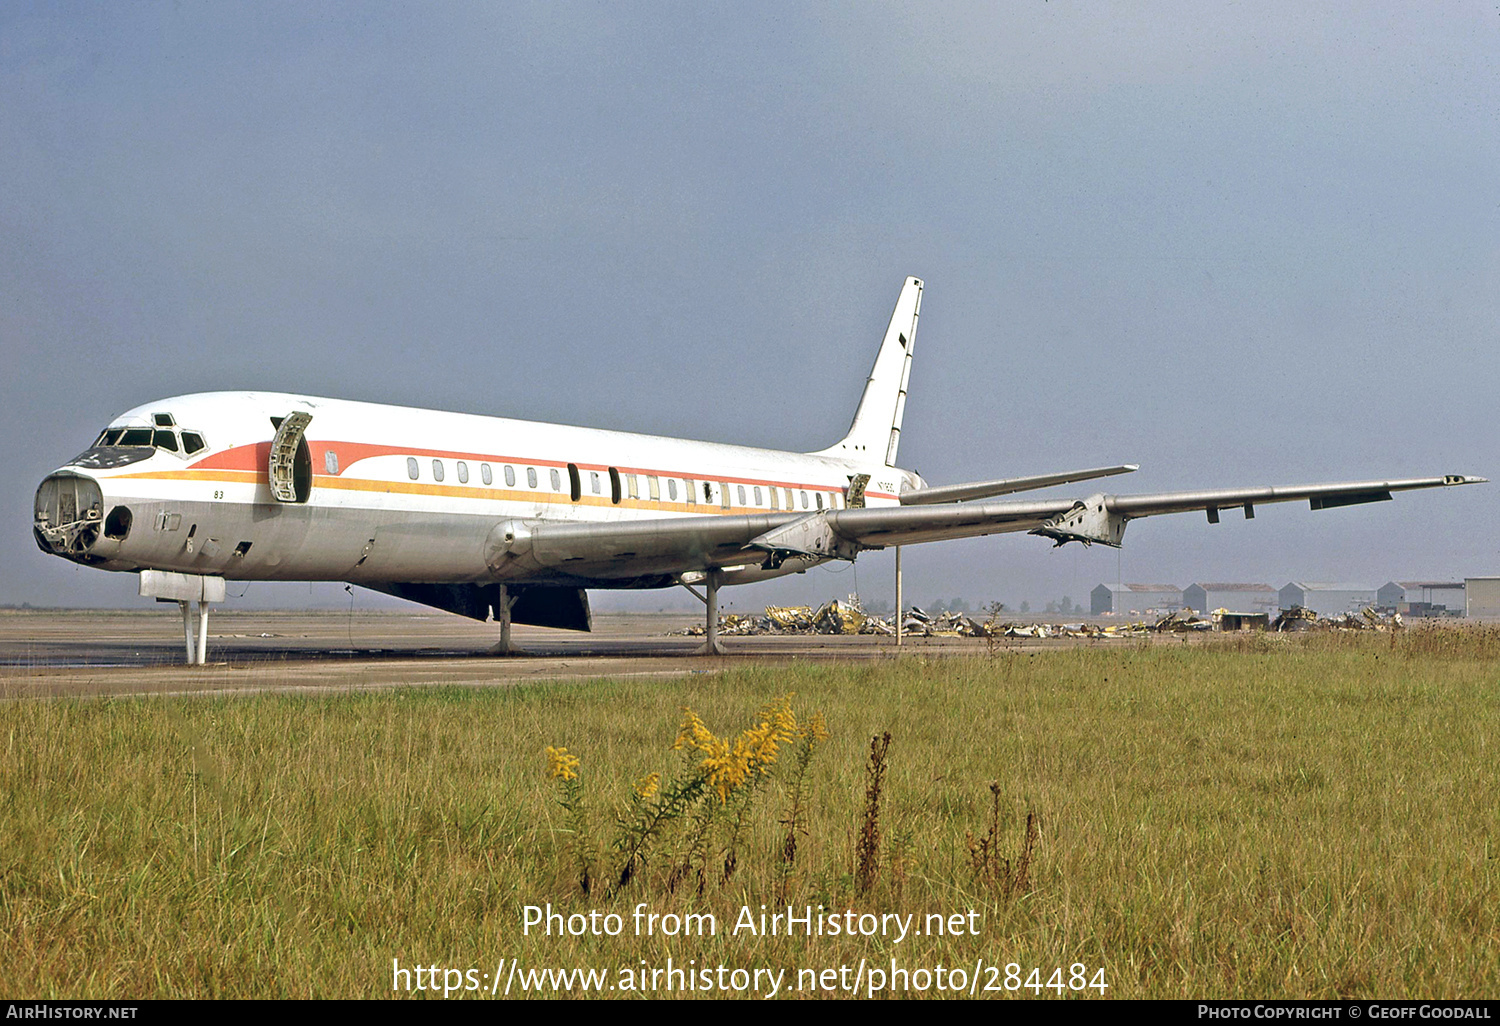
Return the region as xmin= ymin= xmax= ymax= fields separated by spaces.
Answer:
xmin=489 ymin=474 xmax=1486 ymax=578
xmin=898 ymin=464 xmax=1139 ymax=505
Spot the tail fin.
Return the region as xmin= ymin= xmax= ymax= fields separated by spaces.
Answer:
xmin=814 ymin=276 xmax=923 ymax=466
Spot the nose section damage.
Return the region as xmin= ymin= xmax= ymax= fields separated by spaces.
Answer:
xmin=34 ymin=472 xmax=109 ymax=561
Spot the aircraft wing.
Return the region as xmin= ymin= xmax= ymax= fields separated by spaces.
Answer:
xmin=898 ymin=463 xmax=1138 ymax=504
xmin=495 ymin=474 xmax=1484 ymax=581
xmin=799 ymin=473 xmax=1483 ymax=551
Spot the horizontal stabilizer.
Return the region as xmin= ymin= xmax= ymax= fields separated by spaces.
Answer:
xmin=901 ymin=464 xmax=1138 ymax=505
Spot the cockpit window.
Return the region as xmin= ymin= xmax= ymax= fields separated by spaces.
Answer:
xmin=88 ymin=423 xmax=208 ymax=458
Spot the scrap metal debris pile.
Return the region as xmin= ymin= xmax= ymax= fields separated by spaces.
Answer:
xmin=672 ymin=600 xmax=1404 ymax=639
xmin=675 ymin=600 xmax=1214 ymax=639
xmin=1271 ymin=606 xmax=1403 ymax=632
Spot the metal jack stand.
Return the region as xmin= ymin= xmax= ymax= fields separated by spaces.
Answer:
xmin=681 ymin=570 xmax=728 ymax=656
xmin=489 ymin=584 xmax=526 ymax=656
xmin=140 ymin=570 xmax=226 ymax=665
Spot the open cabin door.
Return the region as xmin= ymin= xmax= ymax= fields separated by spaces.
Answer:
xmin=269 ymin=412 xmax=313 ymax=503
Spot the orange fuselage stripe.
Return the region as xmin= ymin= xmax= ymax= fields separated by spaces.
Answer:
xmin=115 ymin=440 xmax=899 ymax=504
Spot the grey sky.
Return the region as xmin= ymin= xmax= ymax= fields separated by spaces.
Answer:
xmin=3 ymin=1 xmax=1496 ymax=614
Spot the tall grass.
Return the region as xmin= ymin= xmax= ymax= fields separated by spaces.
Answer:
xmin=1 ymin=631 xmax=1495 ymax=998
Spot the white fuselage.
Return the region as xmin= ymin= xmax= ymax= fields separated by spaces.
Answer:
xmin=37 ymin=391 xmax=913 ymax=589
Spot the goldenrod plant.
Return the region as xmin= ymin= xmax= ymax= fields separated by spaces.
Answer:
xmin=544 ymin=745 xmax=596 ymax=894
xmin=548 ymin=694 xmax=828 ymax=897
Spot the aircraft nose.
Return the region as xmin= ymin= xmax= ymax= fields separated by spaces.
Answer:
xmin=34 ymin=472 xmax=105 ymax=558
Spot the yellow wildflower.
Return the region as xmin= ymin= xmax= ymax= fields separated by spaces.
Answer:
xmin=673 ymin=702 xmax=809 ymax=802
xmin=545 ymin=745 xmax=580 ymax=781
xmin=760 ymin=693 xmax=799 ymax=743
xmin=735 ymin=719 xmax=783 ymax=774
xmin=672 ymin=709 xmax=719 ymax=753
xmin=802 ymin=710 xmax=829 ymax=746
xmin=634 ymin=773 xmax=661 ymax=800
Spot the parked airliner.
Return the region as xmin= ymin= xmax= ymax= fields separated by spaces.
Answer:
xmin=33 ymin=277 xmax=1484 ymax=660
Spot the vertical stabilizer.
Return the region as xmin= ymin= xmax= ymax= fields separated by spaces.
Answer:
xmin=814 ymin=276 xmax=922 ymax=466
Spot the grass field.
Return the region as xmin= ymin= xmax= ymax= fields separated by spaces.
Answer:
xmin=2 ymin=628 xmax=1496 ymax=999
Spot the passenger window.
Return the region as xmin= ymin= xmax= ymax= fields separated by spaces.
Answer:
xmin=647 ymin=475 xmax=659 ymax=500
xmin=753 ymin=486 xmax=762 ymax=505
xmin=626 ymin=474 xmax=639 ymax=499
xmin=784 ymin=488 xmax=793 ymax=510
xmin=527 ymin=467 xmax=538 ymax=488
xmin=800 ymin=490 xmax=809 ymax=509
xmin=568 ymin=464 xmax=581 ymax=501
xmin=737 ymin=485 xmax=746 ymax=506
xmin=770 ymin=486 xmax=779 ymax=510
xmin=325 ymin=450 xmax=339 ymax=475
xmin=720 ymin=482 xmax=731 ymax=510
xmin=504 ymin=465 xmax=516 ymax=487
xmin=550 ymin=468 xmax=561 ymax=491
xmin=481 ymin=463 xmax=493 ymax=485
xmin=591 ymin=471 xmax=601 ymax=494
xmin=457 ymin=461 xmax=469 ymax=484
xmin=181 ymin=432 xmax=205 ymax=454
xmin=407 ymin=457 xmax=419 ymax=480
xmin=815 ymin=492 xmax=824 ymax=510
xmin=668 ymin=478 xmax=678 ymax=502
xmin=432 ymin=459 xmax=445 ymax=482
xmin=609 ymin=468 xmax=621 ymax=504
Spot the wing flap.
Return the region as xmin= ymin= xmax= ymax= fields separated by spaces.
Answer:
xmin=1308 ymin=490 xmax=1392 ymax=510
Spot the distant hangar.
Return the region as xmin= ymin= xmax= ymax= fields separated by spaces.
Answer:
xmin=1090 ymin=579 xmax=1486 ymax=618
xmin=1091 ymin=583 xmax=1183 ymax=616
xmin=1465 ymin=578 xmax=1500 ymax=618
xmin=1184 ymin=583 xmax=1277 ymax=615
